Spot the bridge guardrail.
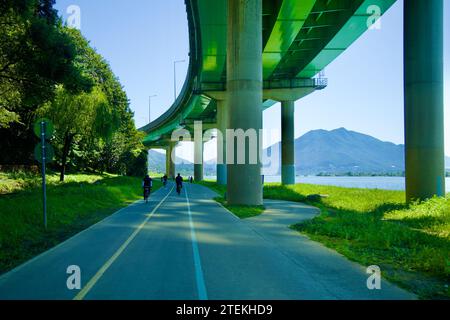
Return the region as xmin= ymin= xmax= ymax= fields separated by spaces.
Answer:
xmin=197 ymin=77 xmax=328 ymax=93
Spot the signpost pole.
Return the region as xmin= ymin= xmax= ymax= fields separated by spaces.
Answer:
xmin=40 ymin=121 xmax=47 ymax=230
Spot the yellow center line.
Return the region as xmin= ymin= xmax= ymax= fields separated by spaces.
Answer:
xmin=73 ymin=185 xmax=174 ymax=300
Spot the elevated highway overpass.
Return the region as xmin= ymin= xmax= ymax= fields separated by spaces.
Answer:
xmin=140 ymin=0 xmax=446 ymax=205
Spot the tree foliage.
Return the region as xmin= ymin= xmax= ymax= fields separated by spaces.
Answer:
xmin=0 ymin=0 xmax=91 ymax=127
xmin=0 ymin=1 xmax=147 ymax=178
xmin=0 ymin=0 xmax=92 ymax=163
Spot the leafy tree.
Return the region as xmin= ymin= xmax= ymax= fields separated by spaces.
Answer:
xmin=39 ymin=28 xmax=146 ymax=179
xmin=0 ymin=0 xmax=91 ymax=163
xmin=39 ymin=86 xmax=114 ymax=181
xmin=1 ymin=2 xmax=147 ymax=177
xmin=101 ymin=120 xmax=147 ymax=176
xmin=0 ymin=0 xmax=90 ymax=123
xmin=56 ymin=29 xmax=147 ymax=177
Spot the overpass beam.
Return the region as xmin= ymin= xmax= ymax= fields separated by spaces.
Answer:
xmin=166 ymin=142 xmax=176 ymax=179
xmin=226 ymin=0 xmax=263 ymax=205
xmin=194 ymin=137 xmax=204 ymax=182
xmin=216 ymin=100 xmax=228 ymax=185
xmin=281 ymin=101 xmax=295 ymax=185
xmin=404 ymin=0 xmax=445 ymax=202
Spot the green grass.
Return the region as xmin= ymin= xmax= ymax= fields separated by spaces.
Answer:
xmin=198 ymin=180 xmax=226 ymax=196
xmin=0 ymin=171 xmax=116 ymax=194
xmin=147 ymin=171 xmax=165 ymax=178
xmin=198 ymin=181 xmax=265 ymax=218
xmin=213 ymin=196 xmax=265 ymax=219
xmin=0 ymin=172 xmax=161 ymax=274
xmin=199 ymin=180 xmax=450 ymax=299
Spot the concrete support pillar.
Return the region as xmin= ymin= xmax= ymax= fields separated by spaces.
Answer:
xmin=166 ymin=143 xmax=176 ymax=179
xmin=404 ymin=0 xmax=445 ymax=202
xmin=226 ymin=0 xmax=263 ymax=205
xmin=147 ymin=149 xmax=151 ymax=174
xmin=194 ymin=137 xmax=204 ymax=182
xmin=281 ymin=101 xmax=295 ymax=185
xmin=216 ymin=100 xmax=228 ymax=185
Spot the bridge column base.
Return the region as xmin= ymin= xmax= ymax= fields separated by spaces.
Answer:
xmin=216 ymin=164 xmax=227 ymax=185
xmin=166 ymin=142 xmax=176 ymax=180
xmin=216 ymin=100 xmax=228 ymax=185
xmin=281 ymin=165 xmax=296 ymax=186
xmin=281 ymin=101 xmax=295 ymax=185
xmin=194 ymin=137 xmax=204 ymax=182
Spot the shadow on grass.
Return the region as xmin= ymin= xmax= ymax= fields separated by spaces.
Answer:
xmin=213 ymin=196 xmax=265 ymax=219
xmin=370 ymin=203 xmax=409 ymax=219
xmin=387 ymin=215 xmax=448 ymax=230
xmin=264 ymin=184 xmax=307 ymax=203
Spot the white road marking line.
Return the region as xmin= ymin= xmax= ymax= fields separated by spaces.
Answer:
xmin=185 ymin=185 xmax=208 ymax=300
xmin=73 ymin=185 xmax=174 ymax=300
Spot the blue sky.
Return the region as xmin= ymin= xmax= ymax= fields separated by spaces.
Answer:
xmin=54 ymin=0 xmax=449 ymax=161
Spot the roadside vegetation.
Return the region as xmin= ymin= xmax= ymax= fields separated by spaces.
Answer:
xmin=214 ymin=196 xmax=265 ymax=219
xmin=0 ymin=1 xmax=152 ymax=274
xmin=197 ymin=182 xmax=264 ymax=219
xmin=1 ymin=1 xmax=148 ymax=180
xmin=0 ymin=172 xmax=161 ymax=275
xmin=199 ymin=180 xmax=449 ymax=299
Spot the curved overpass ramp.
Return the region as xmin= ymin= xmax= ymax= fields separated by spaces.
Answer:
xmin=140 ymin=0 xmax=446 ymax=205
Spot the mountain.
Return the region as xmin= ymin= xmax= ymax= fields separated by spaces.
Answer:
xmin=147 ymin=150 xmax=166 ymax=174
xmin=147 ymin=150 xmax=216 ymax=176
xmin=289 ymin=128 xmax=405 ymax=175
xmin=263 ymin=127 xmax=406 ymax=175
xmin=147 ymin=150 xmax=194 ymax=175
xmin=148 ymin=128 xmax=449 ymax=176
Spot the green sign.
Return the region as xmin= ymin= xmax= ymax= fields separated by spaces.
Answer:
xmin=34 ymin=118 xmax=54 ymax=139
xmin=34 ymin=143 xmax=54 ymax=164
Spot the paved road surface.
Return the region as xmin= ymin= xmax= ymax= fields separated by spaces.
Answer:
xmin=0 ymin=183 xmax=415 ymax=300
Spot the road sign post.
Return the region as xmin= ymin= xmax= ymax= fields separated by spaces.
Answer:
xmin=41 ymin=121 xmax=47 ymax=229
xmin=34 ymin=118 xmax=54 ymax=230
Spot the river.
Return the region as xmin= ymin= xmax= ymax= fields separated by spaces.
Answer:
xmin=205 ymin=176 xmax=450 ymax=192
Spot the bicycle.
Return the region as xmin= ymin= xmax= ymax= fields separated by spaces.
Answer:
xmin=176 ymin=184 xmax=182 ymax=195
xmin=144 ymin=187 xmax=151 ymax=203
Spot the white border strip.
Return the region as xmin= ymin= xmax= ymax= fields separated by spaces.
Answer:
xmin=185 ymin=185 xmax=208 ymax=300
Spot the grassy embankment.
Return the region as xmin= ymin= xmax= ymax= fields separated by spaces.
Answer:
xmin=198 ymin=182 xmax=265 ymax=218
xmin=198 ymin=180 xmax=449 ymax=299
xmin=0 ymin=171 xmax=161 ymax=274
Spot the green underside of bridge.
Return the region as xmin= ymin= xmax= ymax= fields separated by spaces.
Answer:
xmin=142 ymin=0 xmax=396 ymax=145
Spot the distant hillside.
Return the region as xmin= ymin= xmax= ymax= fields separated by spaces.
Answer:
xmin=291 ymin=128 xmax=404 ymax=175
xmin=147 ymin=150 xmax=215 ymax=176
xmin=265 ymin=128 xmax=405 ymax=175
xmin=148 ymin=128 xmax=449 ymax=176
xmin=147 ymin=150 xmax=166 ymax=174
